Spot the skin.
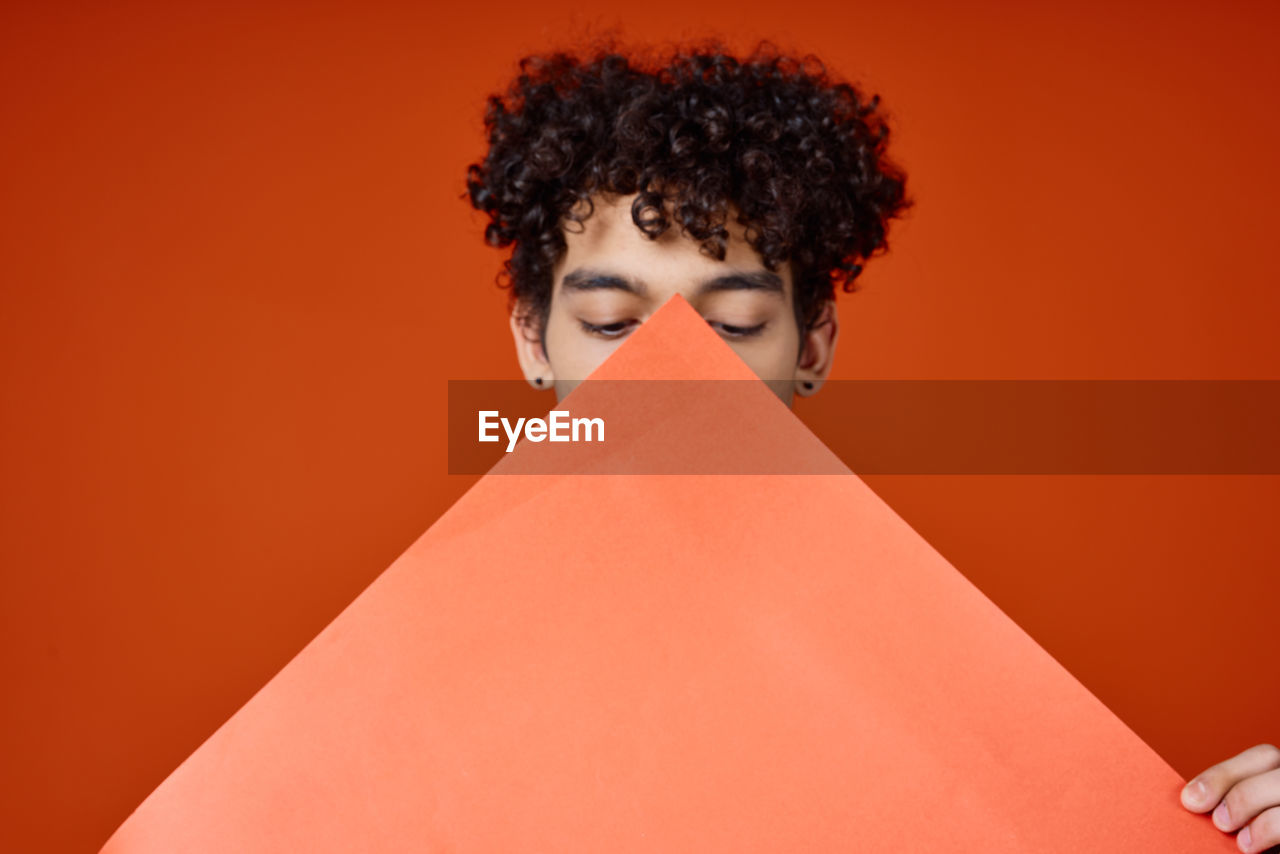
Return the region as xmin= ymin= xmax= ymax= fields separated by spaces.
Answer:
xmin=1182 ymin=744 xmax=1280 ymax=852
xmin=508 ymin=192 xmax=1278 ymax=851
xmin=509 ymin=192 xmax=837 ymax=406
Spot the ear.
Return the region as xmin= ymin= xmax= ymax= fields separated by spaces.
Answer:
xmin=508 ymin=303 xmax=555 ymax=390
xmin=794 ymin=299 xmax=839 ymax=398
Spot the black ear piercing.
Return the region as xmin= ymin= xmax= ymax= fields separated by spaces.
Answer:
xmin=534 ymin=377 xmax=544 ymax=386
xmin=802 ymin=381 xmax=814 ymax=390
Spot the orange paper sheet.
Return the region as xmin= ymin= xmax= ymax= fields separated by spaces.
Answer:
xmin=101 ymin=296 xmax=1232 ymax=852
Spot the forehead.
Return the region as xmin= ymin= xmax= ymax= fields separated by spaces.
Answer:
xmin=556 ymin=193 xmax=778 ymax=280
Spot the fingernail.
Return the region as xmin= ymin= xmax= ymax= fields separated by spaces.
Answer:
xmin=1238 ymin=824 xmax=1252 ymax=851
xmin=1184 ymin=779 xmax=1207 ymax=806
xmin=1213 ymin=800 xmax=1231 ymax=830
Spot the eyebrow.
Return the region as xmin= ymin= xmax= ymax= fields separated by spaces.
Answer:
xmin=697 ymin=271 xmax=785 ymax=295
xmin=559 ymin=268 xmax=784 ymax=297
xmin=561 ymin=269 xmax=647 ymax=296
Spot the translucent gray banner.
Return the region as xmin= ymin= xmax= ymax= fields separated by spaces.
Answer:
xmin=448 ymin=380 xmax=1280 ymax=474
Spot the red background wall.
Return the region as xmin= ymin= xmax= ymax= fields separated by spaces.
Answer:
xmin=2 ymin=1 xmax=1277 ymax=851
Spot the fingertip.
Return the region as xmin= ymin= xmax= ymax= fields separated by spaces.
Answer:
xmin=1181 ymin=778 xmax=1210 ymax=811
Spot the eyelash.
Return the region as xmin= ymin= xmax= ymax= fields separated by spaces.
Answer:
xmin=578 ymin=319 xmax=637 ymax=338
xmin=578 ymin=319 xmax=766 ymax=339
xmin=712 ymin=321 xmax=767 ymax=338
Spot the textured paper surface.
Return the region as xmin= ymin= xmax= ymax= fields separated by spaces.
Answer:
xmin=101 ymin=295 xmax=1233 ymax=852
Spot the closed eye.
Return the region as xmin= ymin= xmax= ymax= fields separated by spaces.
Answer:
xmin=578 ymin=318 xmax=638 ymax=339
xmin=709 ymin=320 xmax=767 ymax=338
xmin=579 ymin=317 xmax=765 ymax=340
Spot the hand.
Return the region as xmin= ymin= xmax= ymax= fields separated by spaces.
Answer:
xmin=1182 ymin=743 xmax=1280 ymax=852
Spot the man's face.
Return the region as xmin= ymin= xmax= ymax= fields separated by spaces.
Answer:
xmin=510 ymin=193 xmax=838 ymax=407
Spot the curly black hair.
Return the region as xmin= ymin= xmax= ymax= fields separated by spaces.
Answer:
xmin=466 ymin=40 xmax=910 ymax=342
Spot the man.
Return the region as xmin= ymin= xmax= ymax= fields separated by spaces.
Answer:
xmin=466 ymin=41 xmax=1279 ymax=851
xmin=466 ymin=42 xmax=907 ymax=404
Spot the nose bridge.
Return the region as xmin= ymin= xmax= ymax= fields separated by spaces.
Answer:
xmin=641 ymin=277 xmax=696 ymax=319
xmin=626 ymin=250 xmax=702 ymax=316
xmin=635 ymin=233 xmax=743 ymax=308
